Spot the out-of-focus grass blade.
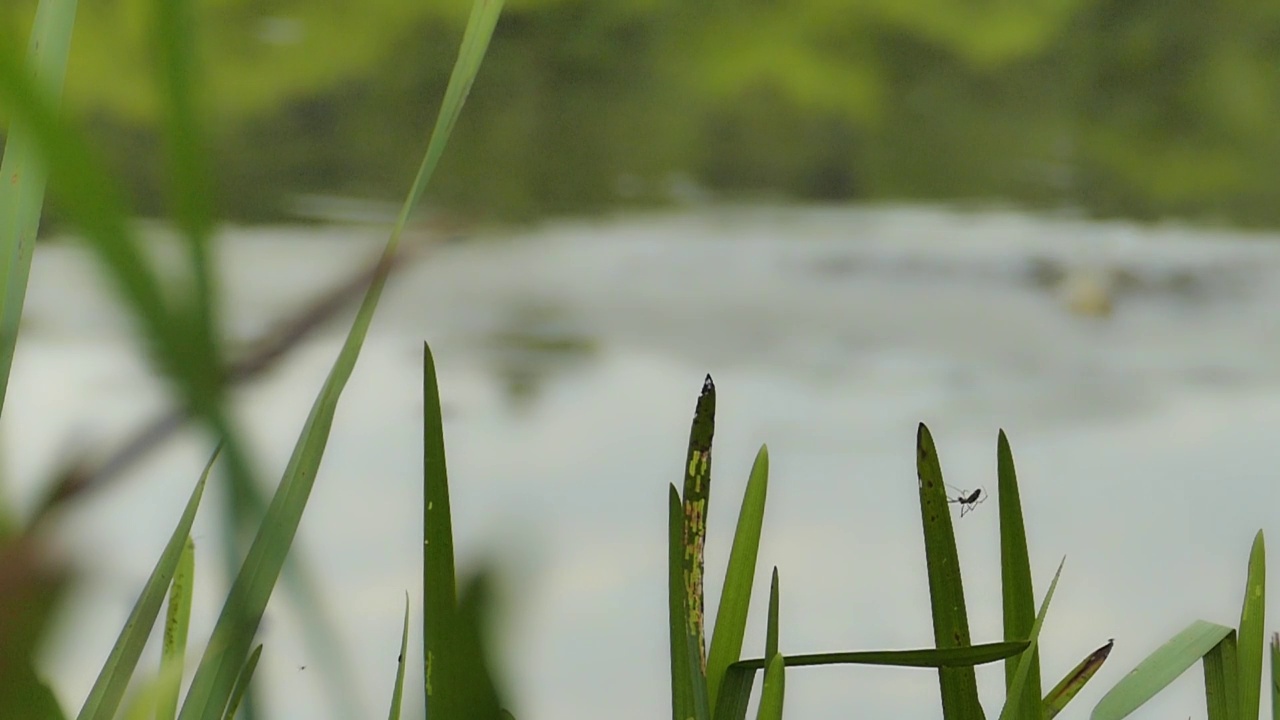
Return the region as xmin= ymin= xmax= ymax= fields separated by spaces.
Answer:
xmin=76 ymin=453 xmax=214 ymax=720
xmin=219 ymin=645 xmax=262 ymax=720
xmin=0 ymin=0 xmax=78 ymax=420
xmin=670 ymin=484 xmax=695 ymax=720
xmin=119 ymin=661 xmax=186 ymax=720
xmin=916 ymin=423 xmax=983 ymax=720
xmin=998 ymin=557 xmax=1064 ymax=720
xmin=755 ymin=654 xmax=785 ymax=720
xmin=0 ymin=537 xmax=67 ymax=720
xmin=156 ymin=536 xmax=195 ymax=720
xmin=707 ymin=445 xmax=769 ymax=711
xmin=1203 ymin=632 xmax=1240 ymax=720
xmin=424 ymin=342 xmax=459 ymax=719
xmin=179 ymin=0 xmax=503 ymax=713
xmin=1238 ymin=531 xmax=1265 ymax=720
xmin=1043 ymin=639 xmax=1114 ymax=719
xmin=452 ymin=569 xmax=506 ymax=719
xmin=387 ymin=594 xmax=410 ymax=720
xmin=996 ymin=430 xmax=1041 ymax=718
xmin=1091 ymin=620 xmax=1234 ymax=720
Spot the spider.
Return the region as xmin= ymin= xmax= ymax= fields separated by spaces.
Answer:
xmin=946 ymin=484 xmax=987 ymax=518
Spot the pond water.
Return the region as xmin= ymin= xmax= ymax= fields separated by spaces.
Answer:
xmin=9 ymin=203 xmax=1280 ymax=719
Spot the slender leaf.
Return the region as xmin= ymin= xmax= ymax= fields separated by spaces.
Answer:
xmin=916 ymin=423 xmax=983 ymax=720
xmin=755 ymin=654 xmax=785 ymax=720
xmin=156 ymin=536 xmax=195 ymax=720
xmin=1269 ymin=633 xmax=1278 ymax=720
xmin=0 ymin=536 xmax=67 ymax=720
xmin=732 ymin=641 xmax=1031 ymax=671
xmin=220 ymin=645 xmax=262 ymax=720
xmin=765 ymin=568 xmax=780 ymax=663
xmin=681 ymin=375 xmax=716 ymax=677
xmin=424 ymin=341 xmax=458 ymax=720
xmin=1092 ymin=620 xmax=1235 ymax=720
xmin=670 ymin=484 xmax=695 ymax=720
xmin=387 ymin=595 xmax=410 ymax=720
xmin=1043 ymin=639 xmax=1113 ymax=719
xmin=999 ymin=558 xmax=1065 ymax=720
xmin=452 ymin=568 xmax=507 ymax=719
xmin=0 ymin=0 xmax=78 ymax=420
xmin=77 ymin=452 xmax=215 ymax=720
xmin=707 ymin=445 xmax=769 ymax=711
xmin=1238 ymin=531 xmax=1265 ymax=720
xmin=996 ymin=430 xmax=1041 ymax=719
xmin=1203 ymin=632 xmax=1240 ymax=720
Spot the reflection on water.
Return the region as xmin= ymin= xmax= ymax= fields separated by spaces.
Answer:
xmin=11 ymin=204 xmax=1280 ymax=720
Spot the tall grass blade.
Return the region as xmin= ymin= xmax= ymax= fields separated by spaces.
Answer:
xmin=681 ymin=375 xmax=716 ymax=676
xmin=1238 ymin=531 xmax=1265 ymax=720
xmin=707 ymin=445 xmax=769 ymax=711
xmin=755 ymin=654 xmax=785 ymax=720
xmin=219 ymin=645 xmax=262 ymax=720
xmin=155 ymin=536 xmax=195 ymax=720
xmin=1203 ymin=633 xmax=1240 ymax=720
xmin=1269 ymin=633 xmax=1278 ymax=720
xmin=1091 ymin=620 xmax=1235 ymax=720
xmin=713 ymin=665 xmax=755 ymax=720
xmin=732 ymin=641 xmax=1030 ymax=672
xmin=671 ymin=484 xmax=695 ymax=720
xmin=423 ymin=341 xmax=459 ymax=719
xmin=765 ymin=567 xmax=780 ymax=662
xmin=387 ymin=595 xmax=410 ymax=720
xmin=915 ymin=423 xmax=983 ymax=720
xmin=453 ymin=569 xmax=508 ymax=719
xmin=76 ymin=452 xmax=214 ymax=720
xmin=1043 ymin=638 xmax=1113 ymax=719
xmin=998 ymin=557 xmax=1065 ymax=720
xmin=996 ymin=431 xmax=1041 ymax=718
xmin=0 ymin=0 xmax=78 ymax=420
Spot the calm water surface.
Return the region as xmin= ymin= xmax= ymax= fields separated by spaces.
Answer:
xmin=9 ymin=204 xmax=1280 ymax=719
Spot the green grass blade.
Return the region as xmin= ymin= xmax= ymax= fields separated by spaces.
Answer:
xmin=1238 ymin=531 xmax=1266 ymax=720
xmin=119 ymin=661 xmax=187 ymax=720
xmin=755 ymin=654 xmax=785 ymax=720
xmin=0 ymin=538 xmax=68 ymax=720
xmin=670 ymin=483 xmax=695 ymax=720
xmin=155 ymin=536 xmax=195 ymax=720
xmin=424 ymin=341 xmax=459 ymax=718
xmin=76 ymin=452 xmax=214 ymax=720
xmin=1204 ymin=632 xmax=1241 ymax=720
xmin=219 ymin=645 xmax=262 ymax=720
xmin=712 ymin=665 xmax=755 ymax=720
xmin=996 ymin=431 xmax=1041 ymax=718
xmin=707 ymin=445 xmax=769 ymax=711
xmin=765 ymin=567 xmax=780 ymax=662
xmin=732 ymin=641 xmax=1031 ymax=671
xmin=387 ymin=595 xmax=410 ymax=720
xmin=681 ymin=374 xmax=716 ymax=688
xmin=1269 ymin=633 xmax=1278 ymax=720
xmin=0 ymin=0 xmax=78 ymax=420
xmin=916 ymin=423 xmax=983 ymax=720
xmin=1091 ymin=620 xmax=1235 ymax=720
xmin=999 ymin=558 xmax=1065 ymax=720
xmin=1043 ymin=639 xmax=1114 ymax=719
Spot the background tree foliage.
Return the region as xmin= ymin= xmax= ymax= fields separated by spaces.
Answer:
xmin=5 ymin=0 xmax=1280 ymax=226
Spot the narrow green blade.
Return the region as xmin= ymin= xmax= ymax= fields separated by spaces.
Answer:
xmin=387 ymin=595 xmax=410 ymax=720
xmin=219 ymin=645 xmax=262 ymax=720
xmin=0 ymin=537 xmax=67 ymax=720
xmin=681 ymin=375 xmax=716 ymax=680
xmin=424 ymin=342 xmax=459 ymax=719
xmin=707 ymin=445 xmax=769 ymax=711
xmin=1091 ymin=620 xmax=1234 ymax=720
xmin=999 ymin=558 xmax=1065 ymax=720
xmin=996 ymin=431 xmax=1041 ymax=718
xmin=76 ymin=453 xmax=214 ymax=720
xmin=0 ymin=0 xmax=78 ymax=420
xmin=732 ymin=640 xmax=1031 ymax=671
xmin=155 ymin=537 xmax=195 ymax=720
xmin=1203 ymin=632 xmax=1240 ymax=720
xmin=755 ymin=654 xmax=785 ymax=720
xmin=765 ymin=568 xmax=780 ymax=663
xmin=712 ymin=665 xmax=755 ymax=720
xmin=1043 ymin=639 xmax=1113 ymax=719
xmin=1269 ymin=633 xmax=1278 ymax=720
xmin=1238 ymin=531 xmax=1265 ymax=720
xmin=916 ymin=423 xmax=983 ymax=720
xmin=670 ymin=484 xmax=694 ymax=720
xmin=452 ymin=569 xmax=506 ymax=718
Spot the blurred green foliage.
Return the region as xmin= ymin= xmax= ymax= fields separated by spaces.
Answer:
xmin=5 ymin=0 xmax=1280 ymax=226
